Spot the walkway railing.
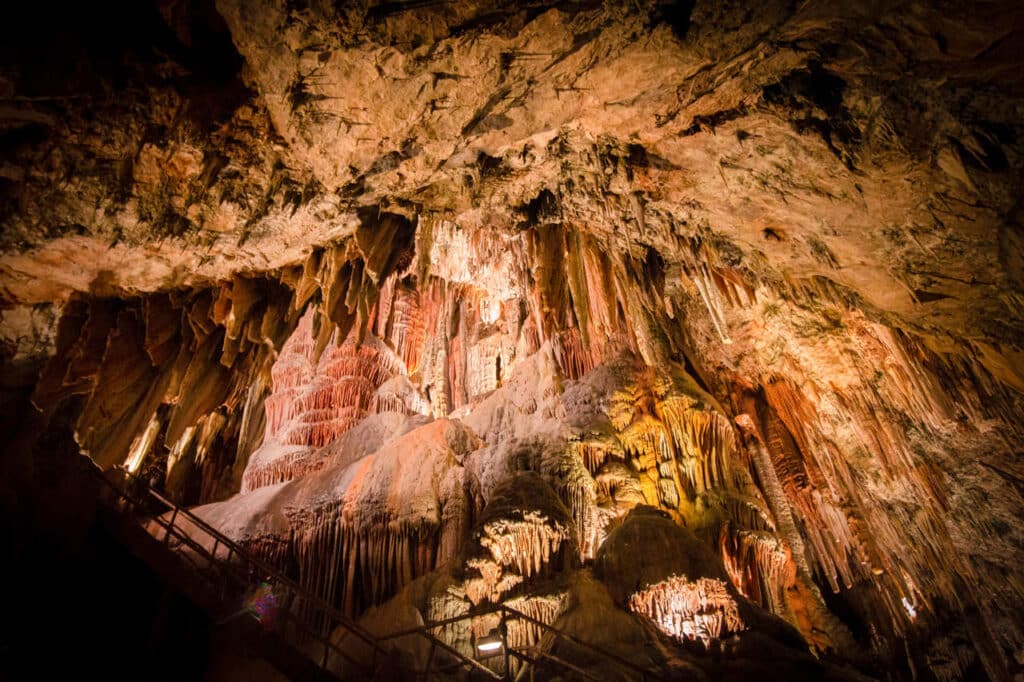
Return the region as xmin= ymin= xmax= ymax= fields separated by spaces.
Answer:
xmin=92 ymin=467 xmax=499 ymax=680
xmin=92 ymin=466 xmax=666 ymax=681
xmin=380 ymin=602 xmax=665 ymax=681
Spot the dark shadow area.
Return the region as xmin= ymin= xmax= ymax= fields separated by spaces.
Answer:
xmin=4 ymin=508 xmax=213 ymax=681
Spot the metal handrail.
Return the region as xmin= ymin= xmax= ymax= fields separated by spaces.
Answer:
xmin=140 ymin=484 xmax=383 ymax=649
xmin=508 ymin=646 xmax=603 ymax=681
xmin=146 ymin=508 xmax=375 ymax=674
xmin=92 ymin=470 xmax=388 ymax=670
xmin=384 ymin=602 xmax=665 ymax=681
xmin=500 ymin=603 xmax=662 ymax=680
xmin=92 ymin=466 xmax=495 ymax=679
xmin=93 ymin=466 xmax=665 ymax=680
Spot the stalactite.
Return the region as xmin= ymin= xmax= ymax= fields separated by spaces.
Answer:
xmin=628 ymin=575 xmax=744 ymax=646
xmin=124 ymin=412 xmax=162 ymax=473
xmin=421 ymin=590 xmax=566 ymax=679
xmin=730 ymin=411 xmax=860 ymax=654
xmin=755 ymin=336 xmax=1024 ymax=677
xmin=465 ymin=562 xmax=525 ymax=606
xmin=166 ymin=419 xmax=196 ymax=464
xmin=368 ymin=391 xmax=406 ymax=414
xmin=555 ymin=326 xmax=594 ymax=380
xmin=262 ymin=312 xmax=316 ymax=437
xmin=194 ymin=418 xmax=475 ymax=631
xmin=657 ymin=399 xmax=739 ymax=497
xmin=241 ymin=448 xmax=330 ymax=493
xmin=465 ymin=475 xmax=572 ymax=606
xmin=594 ymin=461 xmax=646 ymax=511
xmin=552 ymin=450 xmax=600 ymax=560
xmin=423 ymin=590 xmax=472 ymax=655
xmin=502 ymin=594 xmax=568 ymax=677
xmin=759 ymin=380 xmax=861 ymax=592
xmin=478 ymin=512 xmax=569 ymax=579
xmin=446 ymin=330 xmax=466 ymax=411
xmin=618 ymin=416 xmax=672 ymax=472
xmin=925 ymin=636 xmax=980 ymax=682
xmin=719 ymin=524 xmax=794 ymax=615
xmin=289 ymin=509 xmax=444 ymax=622
xmin=386 ymin=283 xmax=427 ymax=374
xmin=416 ymin=278 xmax=455 ymax=417
xmin=761 ymin=370 xmax=947 ymax=612
xmin=233 ymin=380 xmax=270 ymax=484
xmin=241 ymin=536 xmax=292 ymax=572
xmin=464 ymin=331 xmax=515 ymax=399
xmin=691 ymin=265 xmax=732 ymax=345
xmin=373 ymin=272 xmax=396 ymax=341
xmin=65 ymin=179 xmax=1022 ymax=682
xmin=572 ymin=441 xmax=613 ymax=475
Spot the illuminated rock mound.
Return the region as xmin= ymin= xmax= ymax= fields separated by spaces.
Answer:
xmin=597 ymin=506 xmax=750 ymax=647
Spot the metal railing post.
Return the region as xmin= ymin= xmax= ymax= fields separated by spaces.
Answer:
xmin=164 ymin=506 xmax=179 ymax=545
xmin=501 ymin=606 xmax=510 ymax=682
xmin=423 ymin=639 xmax=436 ymax=680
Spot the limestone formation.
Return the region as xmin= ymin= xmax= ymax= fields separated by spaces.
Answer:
xmin=3 ymin=1 xmax=1023 ymax=679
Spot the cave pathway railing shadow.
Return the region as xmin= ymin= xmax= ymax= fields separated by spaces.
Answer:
xmin=92 ymin=465 xmax=667 ymax=681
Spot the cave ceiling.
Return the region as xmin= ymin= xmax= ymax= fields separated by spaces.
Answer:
xmin=1 ymin=1 xmax=1023 ymax=680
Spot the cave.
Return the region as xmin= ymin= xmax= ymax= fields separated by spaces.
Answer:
xmin=1 ymin=1 xmax=1022 ymax=680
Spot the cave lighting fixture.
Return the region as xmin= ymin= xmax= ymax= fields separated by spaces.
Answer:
xmin=475 ymin=628 xmax=504 ymax=655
